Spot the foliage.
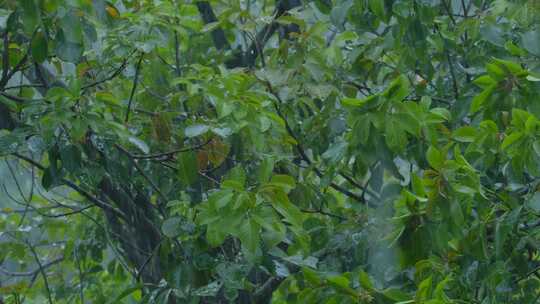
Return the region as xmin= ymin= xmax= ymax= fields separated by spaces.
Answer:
xmin=1 ymin=0 xmax=540 ymax=303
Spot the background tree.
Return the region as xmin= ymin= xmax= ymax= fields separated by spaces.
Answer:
xmin=0 ymin=0 xmax=540 ymax=303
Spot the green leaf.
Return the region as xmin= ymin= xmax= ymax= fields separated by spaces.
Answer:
xmin=386 ymin=118 xmax=407 ymax=152
xmin=31 ymin=30 xmax=48 ymax=63
xmin=59 ymin=144 xmax=81 ymax=172
xmin=527 ymin=192 xmax=540 ymax=212
xmin=222 ymin=179 xmax=244 ymax=192
xmin=210 ymin=190 xmax=234 ymax=209
xmin=452 ymin=126 xmax=477 ymax=142
xmin=415 ymin=275 xmax=432 ymax=300
xmin=128 ymin=136 xmax=149 ymax=154
xmin=257 ymin=158 xmax=274 ymax=183
xmin=382 ymin=288 xmax=411 ymax=301
xmin=470 ymin=84 xmax=496 ymax=113
xmin=492 ymin=58 xmax=525 ymax=75
xmin=193 ymin=281 xmax=222 ymax=297
xmin=473 ymin=75 xmax=496 ymax=88
xmin=107 ymin=284 xmax=143 ymax=304
xmin=237 ymin=217 xmax=260 ymax=254
xmin=326 ymin=275 xmax=350 ymax=290
xmin=185 ymin=124 xmax=209 ymax=137
xmin=384 ymin=75 xmax=410 ymax=102
xmin=177 ymin=151 xmax=199 ymax=185
xmin=426 ymin=146 xmax=444 ymax=170
xmin=369 ymin=0 xmax=386 ymax=21
xmin=269 ymin=191 xmax=303 ymax=228
xmin=330 ymin=1 xmax=353 ymax=31
xmin=358 ymin=271 xmax=374 ymax=290
xmin=206 ymin=225 xmax=228 ymax=247
xmin=501 ymin=132 xmax=524 ymax=150
xmin=505 ymin=41 xmax=526 ymax=56
xmin=521 ymin=29 xmax=540 ymax=56
xmin=486 ymin=63 xmax=506 ymax=80
xmin=55 ymin=30 xmax=83 ymax=62
xmin=20 ymin=0 xmax=40 ymax=34
xmin=162 ymin=217 xmax=182 ymax=238
xmin=268 ymin=174 xmax=296 ymax=193
xmin=59 ymin=10 xmax=83 ymax=43
xmin=341 ymin=97 xmax=367 ymax=107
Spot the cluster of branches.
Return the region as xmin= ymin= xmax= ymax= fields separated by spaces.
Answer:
xmin=0 ymin=1 xmax=306 ymax=303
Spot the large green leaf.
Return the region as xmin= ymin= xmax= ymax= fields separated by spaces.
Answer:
xmin=31 ymin=29 xmax=48 ymax=63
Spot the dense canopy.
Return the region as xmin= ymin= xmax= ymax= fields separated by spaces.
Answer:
xmin=1 ymin=0 xmax=540 ymax=303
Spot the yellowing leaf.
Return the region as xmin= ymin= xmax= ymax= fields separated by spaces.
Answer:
xmin=152 ymin=114 xmax=172 ymax=143
xmin=105 ymin=3 xmax=120 ymax=18
xmin=196 ymin=150 xmax=209 ymax=170
xmin=207 ymin=138 xmax=230 ymax=167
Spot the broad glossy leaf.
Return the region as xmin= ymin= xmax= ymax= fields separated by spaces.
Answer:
xmin=20 ymin=0 xmax=39 ymax=33
xmin=470 ymin=84 xmax=496 ymax=113
xmin=185 ymin=124 xmax=209 ymax=137
xmin=521 ymin=29 xmax=540 ymax=56
xmin=178 ymin=151 xmax=199 ymax=185
xmin=162 ymin=217 xmax=182 ymax=238
xmin=31 ymin=30 xmax=48 ymax=63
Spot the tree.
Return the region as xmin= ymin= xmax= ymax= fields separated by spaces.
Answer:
xmin=1 ymin=0 xmax=540 ymax=303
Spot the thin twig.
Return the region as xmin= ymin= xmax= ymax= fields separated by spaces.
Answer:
xmin=174 ymin=32 xmax=181 ymax=77
xmin=82 ymin=50 xmax=136 ymax=91
xmin=0 ymin=256 xmax=63 ymax=277
xmin=262 ymin=80 xmax=375 ymax=206
xmin=2 ymin=30 xmax=8 ymax=82
xmin=441 ymin=0 xmax=457 ymax=25
xmin=515 ymin=265 xmax=540 ymax=283
xmin=136 ymin=239 xmax=163 ymax=282
xmin=115 ymin=144 xmax=167 ymax=202
xmin=5 ymin=160 xmax=31 ymax=226
xmin=128 ymin=139 xmax=211 ymax=160
xmin=12 ymin=152 xmax=128 ymax=220
xmin=3 ymin=83 xmax=44 ymax=90
xmin=0 ymin=91 xmax=45 ymax=103
xmin=436 ymin=27 xmax=460 ymax=100
xmin=0 ymin=52 xmax=29 ymax=89
xmin=300 ymin=208 xmax=346 ymax=220
xmin=26 ymin=242 xmax=54 ymax=304
xmin=125 ymin=53 xmax=144 ymax=123
xmin=75 ymin=247 xmax=84 ymax=304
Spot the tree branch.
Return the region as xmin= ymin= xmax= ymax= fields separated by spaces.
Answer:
xmin=127 ymin=139 xmax=211 ymax=160
xmin=196 ymin=1 xmax=230 ymax=50
xmin=0 ymin=256 xmax=64 ymax=277
xmin=82 ymin=50 xmax=136 ymax=91
xmin=197 ymin=0 xmax=301 ymax=68
xmin=115 ymin=144 xmax=167 ymax=202
xmin=26 ymin=242 xmax=55 ymax=304
xmin=236 ymin=0 xmax=302 ymax=67
xmin=2 ymin=30 xmax=9 ymax=82
xmin=125 ymin=54 xmax=144 ymax=123
xmin=262 ymin=80 xmax=376 ymax=207
xmin=0 ymin=52 xmax=29 ymax=89
xmin=12 ymin=152 xmax=128 ymax=220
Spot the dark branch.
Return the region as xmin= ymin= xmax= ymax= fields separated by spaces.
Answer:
xmin=26 ymin=242 xmax=54 ymax=304
xmin=0 ymin=256 xmax=64 ymax=277
xmin=232 ymin=0 xmax=302 ymax=67
xmin=115 ymin=144 xmax=167 ymax=202
xmin=2 ymin=30 xmax=9 ymax=82
xmin=127 ymin=139 xmax=211 ymax=160
xmin=82 ymin=50 xmax=136 ymax=91
xmin=262 ymin=80 xmax=376 ymax=207
xmin=125 ymin=54 xmax=144 ymax=123
xmin=12 ymin=152 xmax=128 ymax=220
xmin=197 ymin=0 xmax=302 ymax=68
xmin=0 ymin=52 xmax=29 ymax=89
xmin=196 ymin=1 xmax=230 ymax=50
